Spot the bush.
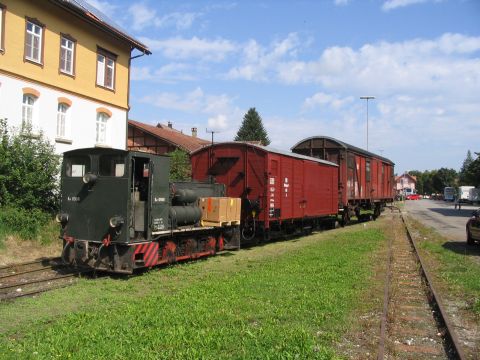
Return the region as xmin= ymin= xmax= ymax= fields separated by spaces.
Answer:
xmin=0 ymin=206 xmax=51 ymax=241
xmin=168 ymin=148 xmax=191 ymax=181
xmin=0 ymin=118 xmax=60 ymax=213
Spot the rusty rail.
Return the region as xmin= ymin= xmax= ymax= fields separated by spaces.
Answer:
xmin=400 ymin=214 xmax=467 ymax=360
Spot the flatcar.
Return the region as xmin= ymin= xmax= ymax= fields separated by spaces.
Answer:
xmin=57 ymin=148 xmax=240 ymax=273
xmin=291 ymin=136 xmax=395 ymax=224
xmin=190 ymin=142 xmax=339 ymax=241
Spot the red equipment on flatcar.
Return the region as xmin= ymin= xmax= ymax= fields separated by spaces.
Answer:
xmin=191 ymin=142 xmax=338 ymax=242
xmin=291 ymin=136 xmax=395 ymax=224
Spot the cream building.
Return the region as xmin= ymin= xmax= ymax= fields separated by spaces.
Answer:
xmin=0 ymin=0 xmax=150 ymax=153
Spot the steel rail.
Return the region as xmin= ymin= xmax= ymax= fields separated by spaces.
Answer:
xmin=0 ymin=257 xmax=61 ymax=270
xmin=401 ymin=214 xmax=467 ymax=360
xmin=0 ymin=272 xmax=77 ymax=291
xmin=1 ymin=282 xmax=74 ymax=301
xmin=0 ymin=263 xmax=66 ymax=279
xmin=0 ymin=269 xmax=91 ymax=301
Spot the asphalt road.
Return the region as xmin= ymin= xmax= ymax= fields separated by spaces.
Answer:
xmin=403 ymin=199 xmax=479 ymax=242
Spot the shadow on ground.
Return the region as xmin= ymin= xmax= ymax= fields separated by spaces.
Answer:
xmin=442 ymin=241 xmax=480 ymax=257
xmin=429 ymin=207 xmax=477 ymax=218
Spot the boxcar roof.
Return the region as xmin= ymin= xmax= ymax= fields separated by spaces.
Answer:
xmin=291 ymin=136 xmax=394 ymax=165
xmin=192 ymin=142 xmax=338 ymax=167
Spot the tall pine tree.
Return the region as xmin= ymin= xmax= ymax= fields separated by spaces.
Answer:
xmin=235 ymin=108 xmax=270 ymax=146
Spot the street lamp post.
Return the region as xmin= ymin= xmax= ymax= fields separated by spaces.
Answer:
xmin=360 ymin=96 xmax=375 ymax=151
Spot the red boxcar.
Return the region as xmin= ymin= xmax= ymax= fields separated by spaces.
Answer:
xmin=291 ymin=136 xmax=395 ymax=223
xmin=191 ymin=142 xmax=338 ymax=241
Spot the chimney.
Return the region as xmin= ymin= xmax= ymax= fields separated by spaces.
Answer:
xmin=167 ymin=121 xmax=173 ymax=128
xmin=191 ymin=127 xmax=197 ymax=138
xmin=156 ymin=123 xmax=162 ymax=128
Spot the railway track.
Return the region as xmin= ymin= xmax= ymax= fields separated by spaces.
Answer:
xmin=377 ymin=212 xmax=467 ymax=359
xmin=0 ymin=258 xmax=87 ymax=301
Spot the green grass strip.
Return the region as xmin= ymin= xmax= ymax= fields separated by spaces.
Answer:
xmin=0 ymin=227 xmax=384 ymax=359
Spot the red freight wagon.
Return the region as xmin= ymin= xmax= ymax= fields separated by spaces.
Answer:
xmin=191 ymin=142 xmax=338 ymax=241
xmin=291 ymin=136 xmax=395 ymax=223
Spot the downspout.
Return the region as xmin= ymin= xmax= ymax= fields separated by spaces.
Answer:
xmin=126 ymin=50 xmax=147 ymax=149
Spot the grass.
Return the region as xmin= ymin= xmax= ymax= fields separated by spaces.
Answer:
xmin=407 ymin=217 xmax=480 ymax=316
xmin=0 ymin=224 xmax=385 ymax=359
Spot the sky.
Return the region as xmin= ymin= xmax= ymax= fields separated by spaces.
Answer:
xmin=87 ymin=0 xmax=480 ymax=175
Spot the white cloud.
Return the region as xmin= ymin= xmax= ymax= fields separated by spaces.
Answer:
xmin=86 ymin=0 xmax=118 ymax=17
xmin=382 ymin=0 xmax=441 ymax=11
xmin=303 ymin=92 xmax=354 ymax=111
xmin=334 ymin=0 xmax=351 ymax=6
xmin=128 ymin=3 xmax=201 ymax=31
xmin=276 ymin=33 xmax=480 ymax=98
xmin=140 ymin=88 xmax=242 ymax=132
xmin=227 ymin=33 xmax=301 ymax=81
xmin=131 ymin=64 xmax=198 ymax=83
xmin=139 ymin=36 xmax=237 ymax=62
xmin=129 ymin=3 xmax=157 ymax=31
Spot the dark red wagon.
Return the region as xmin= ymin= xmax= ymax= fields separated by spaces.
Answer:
xmin=291 ymin=136 xmax=395 ymax=223
xmin=191 ymin=142 xmax=338 ymax=241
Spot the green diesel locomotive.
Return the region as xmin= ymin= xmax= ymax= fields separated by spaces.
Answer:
xmin=58 ymin=148 xmax=240 ymax=273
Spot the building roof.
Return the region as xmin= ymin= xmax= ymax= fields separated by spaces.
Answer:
xmin=129 ymin=120 xmax=210 ymax=153
xmin=52 ymin=0 xmax=151 ymax=54
xmin=291 ymin=135 xmax=395 ymax=165
xmin=395 ymin=174 xmax=417 ymax=182
xmin=191 ymin=142 xmax=339 ymax=167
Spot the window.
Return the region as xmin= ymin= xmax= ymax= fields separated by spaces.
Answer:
xmin=96 ymin=48 xmax=116 ymax=90
xmin=0 ymin=4 xmax=5 ymax=52
xmin=65 ymin=156 xmax=90 ymax=177
xmin=60 ymin=35 xmax=75 ymax=75
xmin=25 ymin=19 xmax=44 ymax=64
xmin=100 ymin=155 xmax=125 ymax=177
xmin=366 ymin=160 xmax=371 ymax=181
xmin=22 ymin=94 xmax=37 ymax=130
xmin=56 ymin=103 xmax=69 ymax=138
xmin=96 ymin=112 xmax=109 ymax=144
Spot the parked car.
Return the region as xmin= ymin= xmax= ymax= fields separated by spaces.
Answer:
xmin=466 ymin=209 xmax=480 ymax=245
xmin=406 ymin=194 xmax=421 ymax=200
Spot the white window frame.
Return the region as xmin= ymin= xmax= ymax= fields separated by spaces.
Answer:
xmin=56 ymin=103 xmax=69 ymax=139
xmin=96 ymin=49 xmax=116 ymax=90
xmin=22 ymin=94 xmax=37 ymax=131
xmin=60 ymin=35 xmax=75 ymax=75
xmin=96 ymin=112 xmax=109 ymax=145
xmin=25 ymin=20 xmax=43 ymax=63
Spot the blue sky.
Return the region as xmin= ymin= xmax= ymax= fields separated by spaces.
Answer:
xmin=88 ymin=0 xmax=480 ymax=175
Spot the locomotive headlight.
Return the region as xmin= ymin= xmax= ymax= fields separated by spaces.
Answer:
xmin=56 ymin=213 xmax=69 ymax=223
xmin=82 ymin=173 xmax=97 ymax=185
xmin=109 ymin=216 xmax=125 ymax=228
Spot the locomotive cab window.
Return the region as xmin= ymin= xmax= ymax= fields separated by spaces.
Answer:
xmin=99 ymin=154 xmax=125 ymax=177
xmin=65 ymin=156 xmax=90 ymax=177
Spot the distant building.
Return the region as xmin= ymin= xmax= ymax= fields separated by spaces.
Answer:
xmin=128 ymin=120 xmax=209 ymax=155
xmin=0 ymin=0 xmax=150 ymax=154
xmin=395 ymin=173 xmax=417 ymax=195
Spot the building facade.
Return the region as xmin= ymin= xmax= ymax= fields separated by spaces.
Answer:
xmin=0 ymin=0 xmax=149 ymax=154
xmin=395 ymin=173 xmax=417 ymax=195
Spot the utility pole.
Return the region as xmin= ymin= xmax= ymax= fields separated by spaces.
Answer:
xmin=360 ymin=96 xmax=375 ymax=151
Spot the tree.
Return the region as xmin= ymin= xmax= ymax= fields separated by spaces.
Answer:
xmin=235 ymin=108 xmax=270 ymax=146
xmin=168 ymin=148 xmax=191 ymax=181
xmin=464 ymin=152 xmax=480 ymax=187
xmin=431 ymin=168 xmax=457 ymax=193
xmin=459 ymin=150 xmax=474 ymax=185
xmin=0 ymin=119 xmax=60 ymax=213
